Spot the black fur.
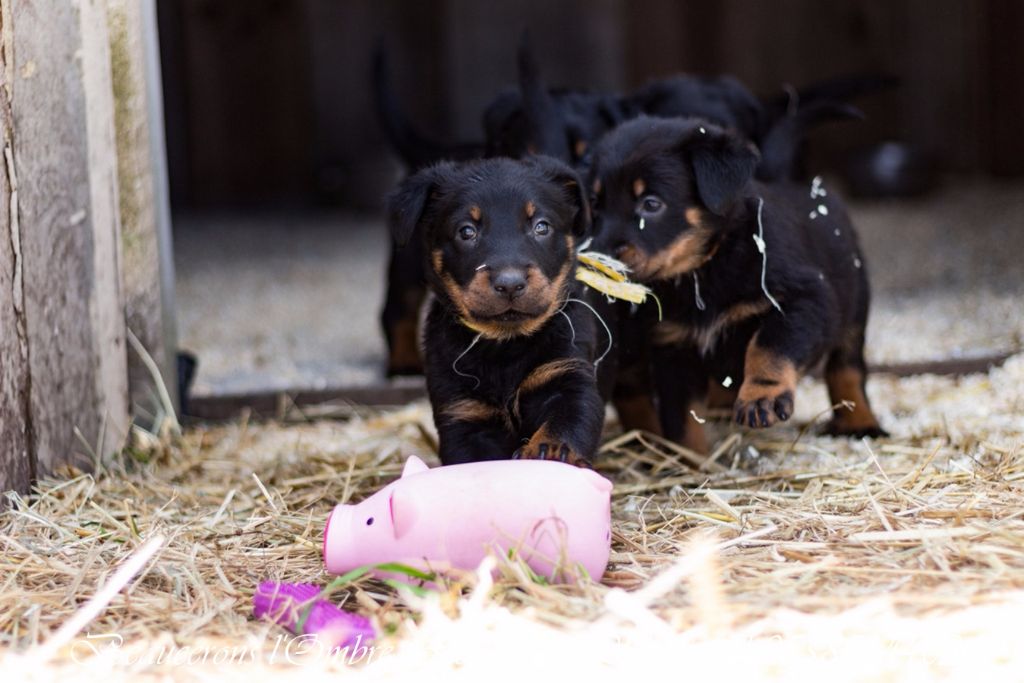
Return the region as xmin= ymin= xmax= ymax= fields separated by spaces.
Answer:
xmin=588 ymin=117 xmax=886 ymax=448
xmin=507 ymin=50 xmax=887 ymax=182
xmin=373 ymin=43 xmax=487 ymax=376
xmin=374 ymin=36 xmax=889 ymax=382
xmin=388 ymin=157 xmax=611 ymax=466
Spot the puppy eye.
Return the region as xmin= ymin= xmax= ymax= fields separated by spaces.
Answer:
xmin=640 ymin=196 xmax=664 ymax=214
xmin=458 ymin=224 xmax=478 ymax=241
xmin=533 ymin=220 xmax=551 ymax=236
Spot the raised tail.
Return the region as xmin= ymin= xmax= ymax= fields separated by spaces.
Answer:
xmin=756 ymin=101 xmax=864 ymax=181
xmin=516 ymin=32 xmax=572 ymax=161
xmin=372 ymin=42 xmax=484 ymax=169
xmin=755 ymin=73 xmax=896 ymax=181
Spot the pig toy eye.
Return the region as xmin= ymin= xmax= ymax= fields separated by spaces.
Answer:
xmin=366 ymin=517 xmax=374 ymax=526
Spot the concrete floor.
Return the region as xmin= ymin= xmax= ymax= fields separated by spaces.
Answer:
xmin=174 ymin=179 xmax=1024 ymax=396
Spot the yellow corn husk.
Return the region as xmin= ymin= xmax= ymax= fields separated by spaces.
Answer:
xmin=575 ymin=265 xmax=650 ymax=304
xmin=576 ymin=251 xmax=629 ymax=282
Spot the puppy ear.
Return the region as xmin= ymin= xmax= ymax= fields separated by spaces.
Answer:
xmin=387 ymin=164 xmax=451 ymax=246
xmin=525 ymin=155 xmax=591 ymax=237
xmin=684 ymin=125 xmax=759 ymax=216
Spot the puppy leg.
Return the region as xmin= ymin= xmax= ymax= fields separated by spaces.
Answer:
xmin=734 ymin=338 xmax=797 ymax=428
xmin=435 ymin=398 xmax=518 ymax=465
xmin=610 ymin=308 xmax=663 ymax=435
xmin=611 ymin=355 xmax=662 ymax=436
xmin=613 ymin=392 xmax=662 ymax=436
xmin=382 ymin=241 xmax=427 ymax=377
xmin=734 ymin=295 xmax=829 ymax=429
xmin=651 ymin=344 xmax=710 ymax=453
xmin=823 ymin=327 xmax=888 ymax=438
xmin=513 ymin=359 xmax=605 ymax=467
xmin=706 ymin=379 xmax=738 ymax=410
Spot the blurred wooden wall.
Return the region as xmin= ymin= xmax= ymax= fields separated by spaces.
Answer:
xmin=158 ymin=0 xmax=1024 ymax=211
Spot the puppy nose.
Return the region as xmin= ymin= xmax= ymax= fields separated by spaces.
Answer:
xmin=491 ymin=268 xmax=528 ymax=299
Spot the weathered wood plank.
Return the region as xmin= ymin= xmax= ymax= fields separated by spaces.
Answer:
xmin=183 ymin=351 xmax=1014 ymax=423
xmin=186 ymin=381 xmax=428 ymax=422
xmin=0 ymin=3 xmax=34 ymax=493
xmin=7 ymin=0 xmax=129 ymax=476
xmin=108 ymin=0 xmax=178 ymax=421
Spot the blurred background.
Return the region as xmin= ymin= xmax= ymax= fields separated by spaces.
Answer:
xmin=157 ymin=0 xmax=1024 ymax=400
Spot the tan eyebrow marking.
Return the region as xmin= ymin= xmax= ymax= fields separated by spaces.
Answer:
xmin=592 ymin=179 xmax=602 ymax=195
xmin=469 ymin=205 xmax=482 ymax=221
xmin=525 ymin=201 xmax=536 ymax=219
xmin=633 ymin=179 xmax=646 ymax=197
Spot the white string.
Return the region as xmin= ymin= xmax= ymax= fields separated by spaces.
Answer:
xmin=558 ymin=308 xmax=577 ymax=345
xmin=753 ymin=196 xmax=784 ymax=314
xmin=452 ymin=333 xmax=483 ymax=389
xmin=692 ymin=272 xmax=706 ymax=311
xmin=565 ymin=298 xmax=613 ymax=368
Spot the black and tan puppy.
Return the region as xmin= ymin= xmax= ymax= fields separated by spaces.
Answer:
xmin=389 ymin=157 xmax=613 ymax=466
xmin=588 ymin=116 xmax=886 ymax=451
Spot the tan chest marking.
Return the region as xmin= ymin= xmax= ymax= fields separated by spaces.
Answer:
xmin=652 ymin=300 xmax=771 ymax=355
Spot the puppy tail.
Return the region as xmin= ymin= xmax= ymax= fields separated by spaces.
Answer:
xmin=372 ymin=41 xmax=484 ymax=169
xmin=788 ymin=73 xmax=900 ymax=111
xmin=755 ymin=72 xmax=898 ymax=181
xmin=516 ymin=32 xmax=572 ymax=160
xmin=756 ymin=101 xmax=864 ymax=182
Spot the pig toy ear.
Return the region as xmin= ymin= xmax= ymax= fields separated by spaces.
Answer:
xmin=388 ymin=489 xmax=418 ymax=540
xmin=401 ymin=455 xmax=429 ymax=478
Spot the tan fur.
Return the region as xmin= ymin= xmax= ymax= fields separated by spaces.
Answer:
xmin=525 ymin=201 xmax=536 ymax=219
xmin=651 ymin=321 xmax=690 ymax=346
xmin=633 ymin=178 xmax=646 ymax=197
xmin=513 ymin=358 xmax=592 ymax=424
xmin=737 ymin=336 xmax=799 ymax=422
xmin=825 ymin=366 xmax=883 ymax=432
xmin=633 ymin=223 xmax=714 ymax=280
xmin=695 ymin=301 xmax=771 ymax=355
xmin=518 ymin=358 xmax=591 ymax=396
xmin=438 ymin=235 xmax=575 ymax=341
xmin=387 ymin=316 xmax=422 ymax=372
xmin=574 ymin=139 xmax=588 ymax=159
xmin=651 ymin=301 xmax=770 ymax=355
xmin=517 ymin=422 xmax=586 ymax=466
xmin=441 ymin=399 xmax=507 ymax=427
xmin=613 ymin=394 xmax=663 ymax=435
xmin=706 ymin=381 xmax=738 ymax=409
xmin=469 ymin=205 xmax=482 ymax=222
xmin=681 ymin=402 xmax=709 ymax=454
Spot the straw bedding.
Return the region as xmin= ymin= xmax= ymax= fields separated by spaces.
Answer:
xmin=1 ymin=355 xmax=1023 ymax=680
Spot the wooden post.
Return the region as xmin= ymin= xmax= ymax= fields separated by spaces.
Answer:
xmin=107 ymin=0 xmax=178 ymax=420
xmin=0 ymin=0 xmax=130 ymax=490
xmin=0 ymin=14 xmax=33 ymax=491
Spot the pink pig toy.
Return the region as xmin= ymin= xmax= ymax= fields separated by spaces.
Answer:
xmin=323 ymin=455 xmax=613 ymax=582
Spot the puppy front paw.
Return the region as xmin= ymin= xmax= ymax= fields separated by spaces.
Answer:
xmin=734 ymin=386 xmax=794 ymax=428
xmin=513 ymin=432 xmax=591 ymax=468
xmin=736 ymin=346 xmax=799 ymax=429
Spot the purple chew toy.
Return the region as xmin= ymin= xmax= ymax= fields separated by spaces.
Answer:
xmin=253 ymin=581 xmax=375 ymax=649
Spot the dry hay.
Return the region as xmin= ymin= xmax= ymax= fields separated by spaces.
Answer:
xmin=1 ymin=355 xmax=1023 ymax=680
